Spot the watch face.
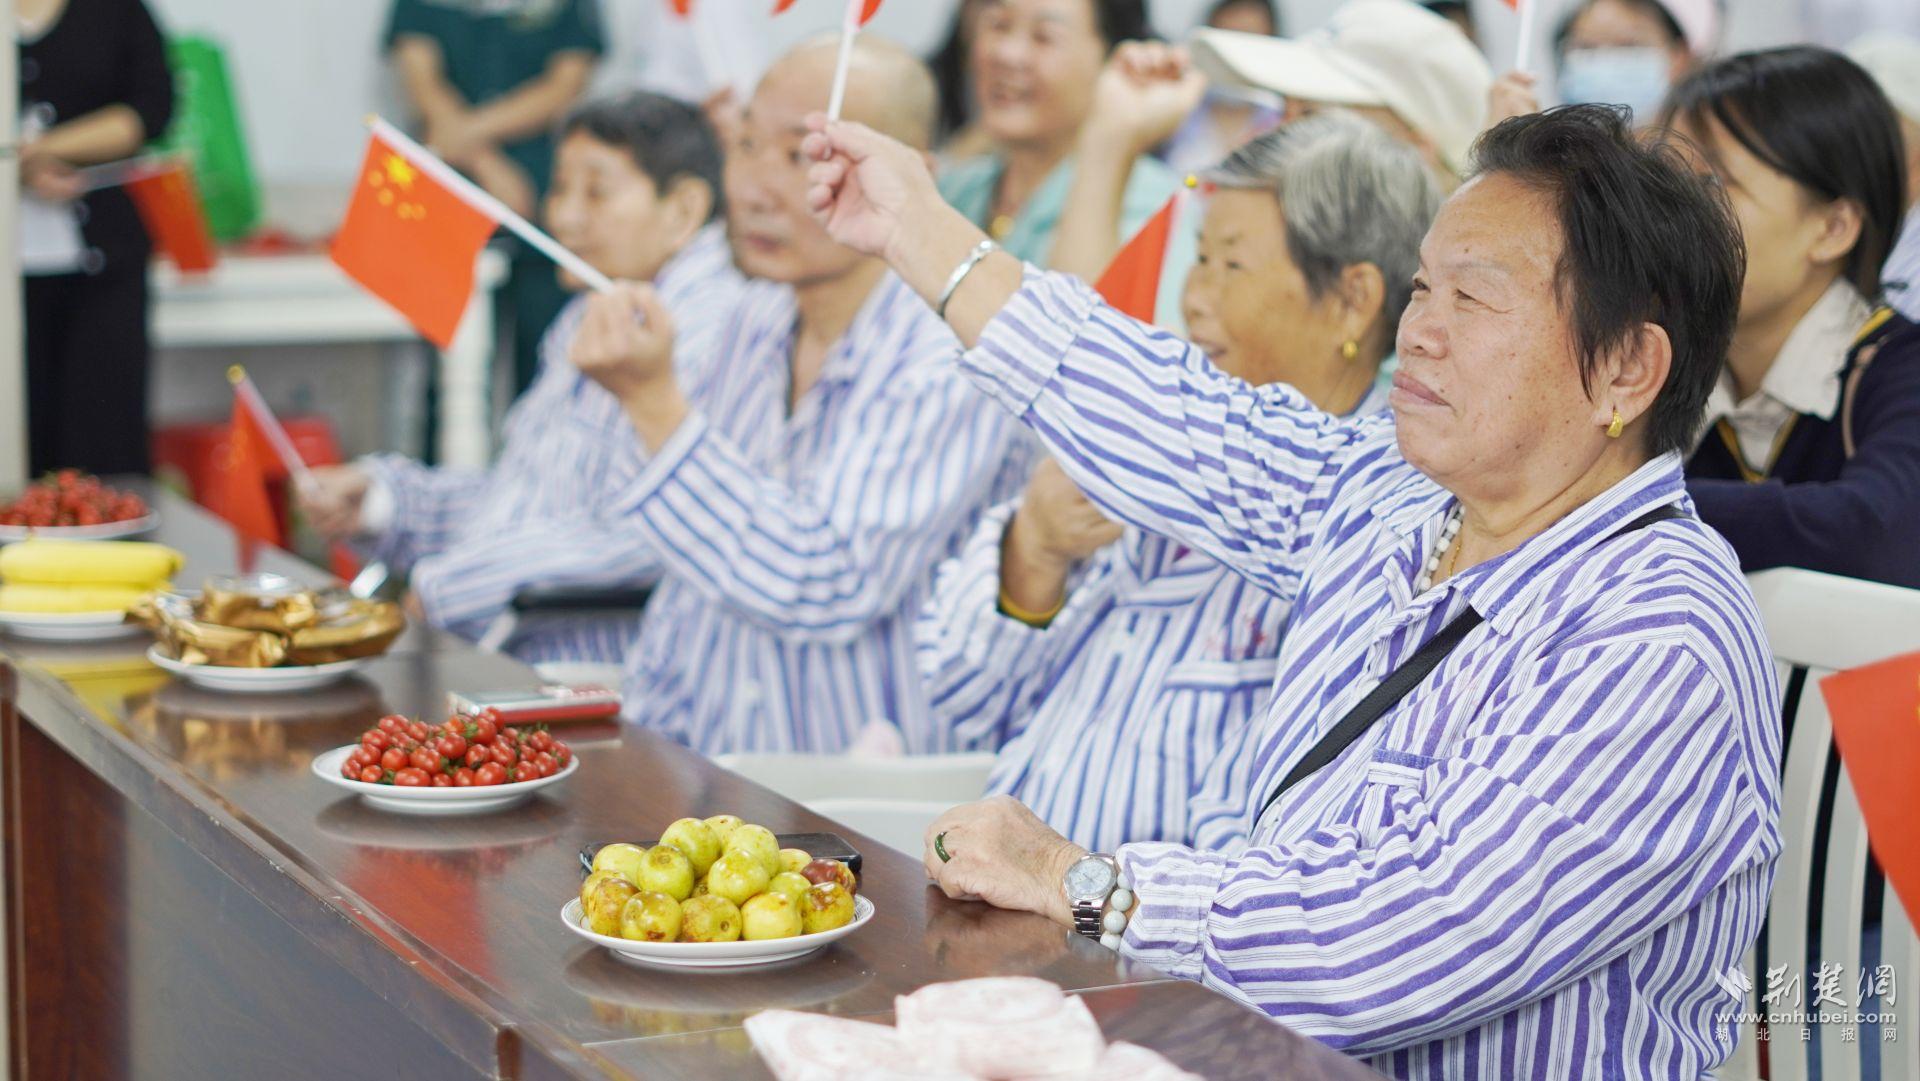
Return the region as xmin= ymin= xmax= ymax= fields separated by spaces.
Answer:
xmin=1065 ymin=857 xmax=1116 ymax=901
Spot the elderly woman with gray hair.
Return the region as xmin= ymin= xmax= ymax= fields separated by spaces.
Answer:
xmin=917 ymin=112 xmax=1441 ymax=854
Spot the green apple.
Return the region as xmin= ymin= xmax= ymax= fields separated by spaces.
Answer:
xmin=767 ymin=871 xmax=812 ymax=904
xmin=619 ymin=891 xmax=683 ymax=942
xmin=638 ymin=843 xmax=696 ymax=901
xmin=800 ymin=882 xmax=856 ymax=935
xmin=591 ymin=843 xmax=647 ymax=886
xmin=706 ymin=850 xmax=772 ymax=906
xmin=702 ymin=814 xmax=744 ymax=846
xmin=585 ymin=876 xmax=639 ymax=936
xmin=659 ymin=817 xmax=722 ymax=876
xmin=679 ymin=895 xmax=742 ymax=942
xmin=740 ymin=891 xmax=803 ymax=940
xmin=778 ymin=848 xmax=812 ymax=875
xmin=726 ymin=824 xmax=782 ymax=878
xmin=580 ymin=869 xmax=624 ymax=911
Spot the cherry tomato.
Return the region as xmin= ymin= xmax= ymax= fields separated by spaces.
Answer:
xmin=453 ymin=767 xmax=476 ymax=787
xmin=347 ymin=747 xmax=376 ymax=769
xmin=430 ymin=774 xmax=453 ymax=787
xmin=527 ymin=731 xmax=553 ymax=753
xmin=474 ymin=762 xmax=506 ymax=786
xmin=341 ymin=760 xmax=360 ymax=779
xmin=466 ymin=715 xmax=497 ymax=744
xmin=359 ymin=765 xmax=385 ymax=784
xmin=442 ymin=718 xmax=464 ymax=736
xmin=393 ymin=768 xmax=430 ymax=787
xmin=464 ymin=744 xmax=490 ymax=769
xmin=405 ymin=721 xmax=430 ymax=742
xmin=490 ymin=741 xmax=518 ymax=766
xmin=553 ymin=744 xmax=572 ymax=767
xmin=361 ymin=730 xmax=391 ymax=751
xmin=434 ymin=734 xmax=467 ymax=760
xmin=377 ymin=715 xmax=406 ymax=735
xmin=409 ymin=748 xmax=440 ymax=774
xmin=378 ymin=748 xmax=406 ymax=772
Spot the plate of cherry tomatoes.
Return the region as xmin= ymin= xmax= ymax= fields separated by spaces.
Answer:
xmin=0 ymin=472 xmax=155 ymax=542
xmin=312 ymin=711 xmax=578 ymax=815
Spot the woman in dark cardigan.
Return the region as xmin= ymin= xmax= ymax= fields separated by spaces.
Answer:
xmin=18 ymin=0 xmax=174 ymax=475
xmin=1665 ymin=47 xmax=1920 ymax=590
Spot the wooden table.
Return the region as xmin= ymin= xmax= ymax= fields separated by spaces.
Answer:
xmin=0 ymin=493 xmax=1386 ymax=1080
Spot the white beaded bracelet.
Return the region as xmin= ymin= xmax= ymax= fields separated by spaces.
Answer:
xmin=1097 ymin=874 xmax=1134 ymax=951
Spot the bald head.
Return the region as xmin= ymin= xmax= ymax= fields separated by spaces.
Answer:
xmin=757 ymin=34 xmax=938 ymax=150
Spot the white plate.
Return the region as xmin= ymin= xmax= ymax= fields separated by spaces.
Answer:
xmin=0 ymin=514 xmax=158 ymax=543
xmin=148 ymin=645 xmax=367 ymax=693
xmin=311 ymin=744 xmax=579 ymax=816
xmin=0 ymin=609 xmax=145 ymax=642
xmin=560 ymin=894 xmax=875 ymax=969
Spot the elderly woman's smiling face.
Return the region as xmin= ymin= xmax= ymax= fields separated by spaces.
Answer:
xmin=1392 ymin=172 xmax=1617 ymax=497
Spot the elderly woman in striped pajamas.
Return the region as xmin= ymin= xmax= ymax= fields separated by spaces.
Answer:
xmin=917 ymin=113 xmax=1441 ymax=855
xmin=804 ymin=104 xmax=1779 ymax=1078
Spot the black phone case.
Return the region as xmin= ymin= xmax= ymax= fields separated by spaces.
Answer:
xmin=579 ymin=832 xmax=862 ymax=877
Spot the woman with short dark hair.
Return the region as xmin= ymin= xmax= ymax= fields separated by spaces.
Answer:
xmin=803 ymin=103 xmax=1776 ymax=1075
xmin=937 ymin=0 xmax=1175 ymax=268
xmin=1665 ymin=46 xmax=1920 ymax=589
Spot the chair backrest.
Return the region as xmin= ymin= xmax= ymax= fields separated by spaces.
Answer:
xmin=1737 ymin=569 xmax=1920 ymax=1081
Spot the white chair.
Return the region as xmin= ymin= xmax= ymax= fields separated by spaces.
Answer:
xmin=713 ymin=751 xmax=998 ymax=859
xmin=1723 ymin=569 xmax=1920 ymax=1081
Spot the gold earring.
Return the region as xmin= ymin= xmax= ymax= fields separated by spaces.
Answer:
xmin=1606 ymin=408 xmax=1625 ymax=439
xmin=1340 ymin=340 xmax=1359 ymax=361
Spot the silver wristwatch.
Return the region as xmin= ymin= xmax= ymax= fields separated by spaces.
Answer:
xmin=1063 ymin=853 xmax=1134 ymax=948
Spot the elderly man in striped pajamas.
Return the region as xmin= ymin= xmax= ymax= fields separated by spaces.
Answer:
xmin=301 ymin=92 xmax=747 ymax=667
xmin=566 ymin=38 xmax=1030 ymax=753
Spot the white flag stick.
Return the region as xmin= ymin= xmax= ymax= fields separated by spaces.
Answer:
xmin=1513 ymin=0 xmax=1541 ymax=73
xmin=365 ymin=116 xmax=615 ymax=295
xmin=228 ymin=366 xmax=319 ymax=495
xmin=825 ymin=0 xmax=862 ymax=121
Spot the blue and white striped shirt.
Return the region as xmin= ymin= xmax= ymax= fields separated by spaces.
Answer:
xmin=611 ymin=273 xmax=1032 ymax=753
xmin=359 ymin=227 xmax=745 ymax=665
xmin=960 ymin=270 xmax=1781 ymax=1078
xmin=917 ymin=385 xmax=1388 ymax=854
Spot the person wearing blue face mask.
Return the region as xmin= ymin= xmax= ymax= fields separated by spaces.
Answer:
xmin=1555 ymin=0 xmax=1714 ymax=124
xmin=1487 ymin=0 xmax=1715 ymax=130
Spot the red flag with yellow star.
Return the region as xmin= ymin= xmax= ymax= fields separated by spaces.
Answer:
xmin=330 ymin=133 xmax=499 ymax=348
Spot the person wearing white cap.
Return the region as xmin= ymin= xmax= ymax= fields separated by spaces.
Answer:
xmin=1847 ymin=33 xmax=1920 ymax=321
xmin=1185 ymin=0 xmax=1492 ymax=184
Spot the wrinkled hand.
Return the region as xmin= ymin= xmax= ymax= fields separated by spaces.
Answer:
xmin=298 ymin=465 xmax=371 ymax=540
xmin=569 ymin=284 xmax=678 ymax=404
xmin=1485 ymin=71 xmax=1542 ymax=130
xmin=1086 ymin=42 xmax=1209 ymax=156
xmin=1009 ymin=458 xmax=1123 ymax=569
xmin=924 ymin=796 xmax=1083 ymax=926
xmin=801 ymin=115 xmax=944 ymax=262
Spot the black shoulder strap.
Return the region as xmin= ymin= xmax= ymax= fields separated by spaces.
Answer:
xmin=1255 ymin=502 xmax=1689 ymax=822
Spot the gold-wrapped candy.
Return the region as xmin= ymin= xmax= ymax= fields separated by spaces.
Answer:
xmin=128 ymin=580 xmax=403 ymax=669
xmin=199 ymin=575 xmax=319 ymax=634
xmin=286 ymin=599 xmax=406 ymax=665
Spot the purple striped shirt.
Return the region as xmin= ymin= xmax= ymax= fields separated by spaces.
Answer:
xmin=358 ymin=227 xmax=745 ymax=664
xmin=959 ymin=269 xmax=1781 ymax=1078
xmin=610 ymin=273 xmax=1033 ymax=753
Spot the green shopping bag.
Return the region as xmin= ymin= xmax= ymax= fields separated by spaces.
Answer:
xmin=155 ymin=36 xmax=260 ymax=242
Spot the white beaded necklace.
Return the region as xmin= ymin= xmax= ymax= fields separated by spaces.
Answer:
xmin=1415 ymin=505 xmax=1464 ymax=594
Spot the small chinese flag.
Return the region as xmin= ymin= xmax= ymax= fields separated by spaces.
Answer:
xmin=214 ymin=392 xmax=285 ymax=571
xmin=1822 ymin=652 xmax=1920 ymax=926
xmin=1094 ymin=189 xmax=1184 ymax=323
xmin=125 ymin=159 xmax=217 ymax=273
xmin=331 ymin=133 xmax=499 ymax=348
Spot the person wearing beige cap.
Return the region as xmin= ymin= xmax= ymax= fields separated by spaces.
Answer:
xmin=1186 ymin=0 xmax=1492 ymax=183
xmin=1847 ymin=33 xmax=1920 ymax=321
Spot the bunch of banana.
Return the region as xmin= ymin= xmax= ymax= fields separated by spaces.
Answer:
xmin=0 ymin=540 xmax=184 ymax=613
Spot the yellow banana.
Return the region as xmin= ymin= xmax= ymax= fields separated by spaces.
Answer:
xmin=0 ymin=540 xmax=184 ymax=587
xmin=0 ymin=583 xmax=164 ymax=613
